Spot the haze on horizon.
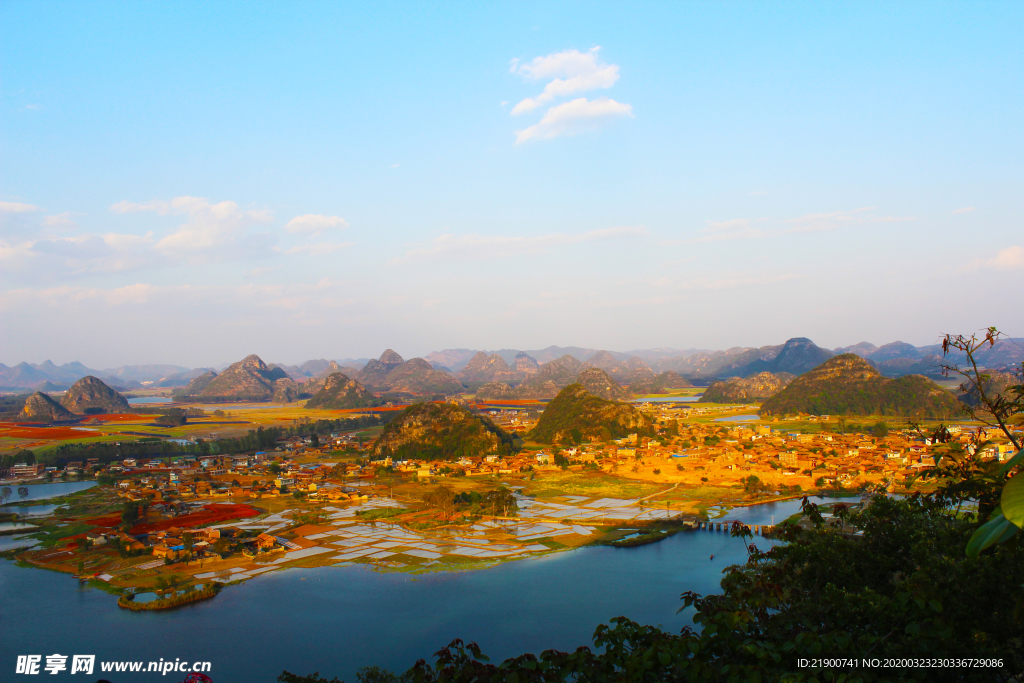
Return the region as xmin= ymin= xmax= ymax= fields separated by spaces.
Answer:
xmin=2 ymin=2 xmax=1022 ymax=369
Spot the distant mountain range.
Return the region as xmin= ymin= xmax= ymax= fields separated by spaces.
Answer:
xmin=4 ymin=336 xmax=1021 ymax=394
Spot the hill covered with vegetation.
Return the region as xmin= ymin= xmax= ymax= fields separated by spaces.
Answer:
xmin=760 ymin=353 xmax=961 ymax=418
xmin=59 ymin=376 xmax=130 ymax=414
xmin=174 ymin=354 xmax=294 ymax=402
xmin=21 ymin=392 xmax=76 ymax=422
xmin=303 ymin=373 xmax=381 ymax=409
xmin=370 ymin=402 xmax=516 ymax=461
xmin=530 ymin=384 xmax=653 ymax=444
xmin=700 ymin=371 xmax=794 ymax=403
xmin=574 ymin=367 xmax=629 ymax=400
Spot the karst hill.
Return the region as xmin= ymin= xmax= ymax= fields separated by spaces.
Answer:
xmin=304 ymin=373 xmax=381 ymax=409
xmin=700 ymin=372 xmax=795 ymax=403
xmin=530 ymin=384 xmax=653 ymax=444
xmin=370 ymin=402 xmax=515 ymax=461
xmin=20 ymin=392 xmax=76 ymax=422
xmin=175 ymin=354 xmax=295 ymax=402
xmin=760 ymin=354 xmax=961 ymax=418
xmin=60 ymin=376 xmax=131 ymax=414
xmin=356 ymin=351 xmax=464 ymax=395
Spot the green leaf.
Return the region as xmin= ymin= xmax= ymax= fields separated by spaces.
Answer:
xmin=1001 ymin=473 xmax=1024 ymax=528
xmin=966 ymin=509 xmax=1017 ymax=557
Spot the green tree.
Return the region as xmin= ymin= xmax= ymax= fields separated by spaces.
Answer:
xmin=120 ymin=500 xmax=141 ymax=530
xmin=424 ymin=485 xmax=456 ymax=520
xmin=928 ymin=327 xmax=1024 ymax=556
xmin=872 ymin=420 xmax=889 ymax=437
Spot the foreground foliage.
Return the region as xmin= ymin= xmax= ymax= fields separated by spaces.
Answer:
xmin=399 ymin=496 xmax=1024 ymax=682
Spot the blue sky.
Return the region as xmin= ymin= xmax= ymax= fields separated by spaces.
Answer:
xmin=2 ymin=1 xmax=1022 ymax=367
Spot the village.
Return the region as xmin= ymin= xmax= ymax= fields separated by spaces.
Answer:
xmin=3 ymin=392 xmax=1020 ymax=610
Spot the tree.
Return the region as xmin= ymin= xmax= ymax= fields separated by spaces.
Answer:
xmin=872 ymin=420 xmax=889 ymax=438
xmin=0 ymin=486 xmax=11 ymax=504
xmin=743 ymin=475 xmax=769 ymax=495
xmin=929 ymin=327 xmax=1024 ymax=557
xmin=120 ymin=500 xmax=141 ymax=530
xmin=483 ymin=487 xmax=517 ymax=517
xmin=310 ymin=433 xmax=320 ymax=448
xmin=17 ymin=486 xmax=29 ymax=500
xmin=424 ymin=485 xmax=456 ymax=520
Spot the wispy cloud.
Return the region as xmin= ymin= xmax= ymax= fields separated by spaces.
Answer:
xmin=781 ymin=208 xmax=872 ymax=233
xmin=515 ymin=97 xmax=633 ymax=144
xmin=510 ymin=47 xmax=619 ymax=115
xmin=111 ymin=196 xmax=273 ymax=259
xmin=665 ymin=209 xmax=915 ymax=246
xmin=285 ymin=214 xmax=349 ymax=235
xmin=987 ymin=246 xmax=1024 ymax=270
xmin=0 ymin=201 xmax=41 ymax=213
xmin=284 ymin=241 xmax=354 ymax=255
xmin=43 ymin=212 xmax=80 ymax=228
xmin=509 ymin=48 xmax=631 ymax=143
xmin=390 ymin=226 xmax=647 ymax=265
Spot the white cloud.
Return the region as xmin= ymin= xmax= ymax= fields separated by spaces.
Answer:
xmin=286 ymin=214 xmax=349 ymax=235
xmin=43 ymin=212 xmax=80 ymax=228
xmin=246 ymin=266 xmax=279 ymax=279
xmin=987 ymin=246 xmax=1024 ymax=270
xmin=110 ymin=196 xmax=273 ymax=258
xmin=390 ymin=225 xmax=646 ymax=265
xmin=510 ymin=47 xmax=619 ymax=115
xmin=664 ymin=208 xmax=914 ymax=246
xmin=0 ymin=231 xmax=159 ymax=277
xmin=515 ymin=97 xmax=633 ymax=144
xmin=782 ymin=208 xmax=870 ymax=233
xmin=284 ymin=241 xmax=354 ymax=255
xmin=0 ymin=201 xmax=41 ymax=213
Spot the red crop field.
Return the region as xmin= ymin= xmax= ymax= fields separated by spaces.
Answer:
xmin=84 ymin=514 xmax=124 ymax=528
xmin=129 ymin=503 xmax=260 ymax=534
xmin=0 ymin=425 xmax=94 ymax=439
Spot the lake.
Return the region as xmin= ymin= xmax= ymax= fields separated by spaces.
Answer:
xmin=714 ymin=414 xmax=761 ymax=422
xmin=0 ymin=481 xmax=96 ymax=503
xmin=127 ymin=396 xmax=173 ymax=404
xmin=0 ymin=497 xmax=828 ymax=683
xmin=2 ymin=504 xmax=62 ymax=518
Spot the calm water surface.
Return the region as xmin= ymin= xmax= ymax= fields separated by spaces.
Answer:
xmin=0 ymin=497 xmax=832 ymax=683
xmin=1 ymin=481 xmax=96 ymax=503
xmin=127 ymin=396 xmax=173 ymax=404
